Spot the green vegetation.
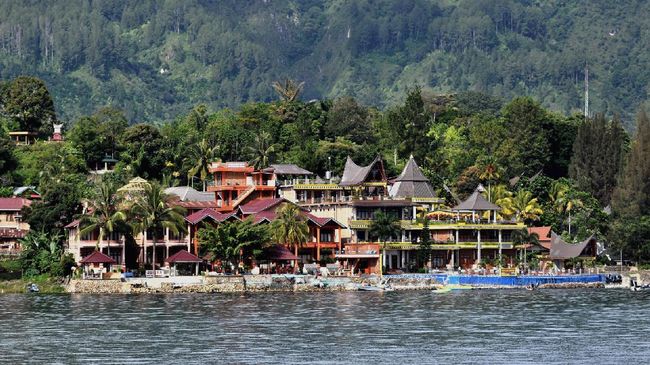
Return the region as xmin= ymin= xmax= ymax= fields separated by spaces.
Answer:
xmin=0 ymin=1 xmax=646 ymax=124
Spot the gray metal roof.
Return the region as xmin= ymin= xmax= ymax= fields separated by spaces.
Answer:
xmin=164 ymin=186 xmax=214 ymax=202
xmin=389 ymin=156 xmax=436 ymax=198
xmin=340 ymin=156 xmax=385 ymax=186
xmin=268 ymin=164 xmax=313 ymax=175
xmin=548 ymin=232 xmax=595 ymax=260
xmin=452 ymin=189 xmax=501 ymax=211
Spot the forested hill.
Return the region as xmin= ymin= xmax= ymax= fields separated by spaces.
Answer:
xmin=0 ymin=0 xmax=647 ymax=125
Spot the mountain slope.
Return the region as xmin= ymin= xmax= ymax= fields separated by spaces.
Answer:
xmin=0 ymin=0 xmax=647 ymax=125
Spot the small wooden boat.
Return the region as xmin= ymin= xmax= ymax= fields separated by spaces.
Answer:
xmin=432 ymin=287 xmax=452 ymax=294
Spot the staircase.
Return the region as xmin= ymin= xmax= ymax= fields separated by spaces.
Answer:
xmin=231 ymin=185 xmax=256 ymax=209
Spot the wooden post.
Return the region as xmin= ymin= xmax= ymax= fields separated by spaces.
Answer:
xmin=316 ymin=227 xmax=321 ymax=262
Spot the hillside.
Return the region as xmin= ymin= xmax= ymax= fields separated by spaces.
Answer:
xmin=0 ymin=0 xmax=647 ymax=125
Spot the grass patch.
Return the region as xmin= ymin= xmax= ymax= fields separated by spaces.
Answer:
xmin=0 ymin=274 xmax=66 ymax=294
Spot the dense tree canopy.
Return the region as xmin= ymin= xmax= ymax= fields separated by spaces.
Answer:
xmin=0 ymin=1 xmax=647 ymax=124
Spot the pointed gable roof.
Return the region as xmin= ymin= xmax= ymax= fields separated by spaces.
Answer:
xmin=452 ymin=188 xmax=501 ymax=211
xmin=185 ymin=208 xmax=239 ymax=224
xmin=389 ymin=156 xmax=437 ymax=198
xmin=80 ymin=251 xmax=116 ymax=264
xmin=165 ymin=249 xmax=203 ymax=263
xmin=548 ymin=232 xmax=596 ymax=260
xmin=340 ymin=156 xmax=386 ymax=186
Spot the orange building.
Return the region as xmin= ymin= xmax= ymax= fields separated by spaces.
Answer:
xmin=207 ymin=162 xmax=276 ymax=212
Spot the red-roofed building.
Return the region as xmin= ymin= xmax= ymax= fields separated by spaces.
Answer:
xmin=207 ymin=161 xmax=277 ymax=212
xmin=0 ymin=197 xmax=31 ymax=253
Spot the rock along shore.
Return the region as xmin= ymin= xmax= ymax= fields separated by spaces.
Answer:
xmin=64 ymin=275 xmax=603 ymax=294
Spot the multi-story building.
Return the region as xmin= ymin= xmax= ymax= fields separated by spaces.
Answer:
xmin=0 ymin=197 xmax=32 ymax=254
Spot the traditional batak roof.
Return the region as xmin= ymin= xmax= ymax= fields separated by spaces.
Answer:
xmin=185 ymin=209 xmax=239 ymax=224
xmin=165 ymin=249 xmax=203 ymax=263
xmin=65 ymin=219 xmax=80 ymax=229
xmin=340 ymin=156 xmax=386 ymax=186
xmin=452 ymin=188 xmax=501 ymax=211
xmin=80 ymin=251 xmax=116 ymax=264
xmin=266 ymin=164 xmax=313 ymax=175
xmin=548 ymin=232 xmax=596 ymax=260
xmin=0 ymin=197 xmax=31 ymax=211
xmin=389 ymin=156 xmax=437 ymax=199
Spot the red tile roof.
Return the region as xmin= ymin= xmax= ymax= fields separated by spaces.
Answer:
xmin=261 ymin=245 xmax=299 ymax=261
xmin=305 ymin=213 xmax=345 ymax=228
xmin=165 ymin=249 xmax=203 ymax=263
xmin=185 ymin=208 xmax=238 ymax=224
xmin=238 ymin=198 xmax=286 ymax=214
xmin=80 ymin=251 xmax=116 ymax=264
xmin=528 ymin=226 xmax=552 ymax=249
xmin=249 ymin=211 xmax=277 ymax=224
xmin=0 ymin=197 xmax=31 ymax=211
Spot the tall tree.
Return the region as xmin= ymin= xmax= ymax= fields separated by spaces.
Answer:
xmin=385 ymin=86 xmax=433 ymax=165
xmin=129 ymin=182 xmax=186 ymax=273
xmin=269 ymin=204 xmax=309 ymax=269
xmin=246 ymin=131 xmax=278 ymax=170
xmin=271 ymin=79 xmax=304 ymax=102
xmin=369 ymin=210 xmax=401 ymax=242
xmin=79 ymin=180 xmax=126 ymax=255
xmin=0 ymin=76 xmax=57 ymax=135
xmin=569 ymin=113 xmax=627 ymax=205
xmin=187 ymin=138 xmax=219 ymax=191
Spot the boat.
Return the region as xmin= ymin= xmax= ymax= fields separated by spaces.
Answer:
xmin=432 ymin=287 xmax=452 ymax=294
xmin=631 ymin=281 xmax=650 ymax=292
xmin=26 ymin=283 xmax=39 ymax=293
xmin=358 ymin=284 xmax=394 ymax=292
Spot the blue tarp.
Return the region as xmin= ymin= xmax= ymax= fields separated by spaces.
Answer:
xmin=386 ymin=273 xmax=605 ymax=286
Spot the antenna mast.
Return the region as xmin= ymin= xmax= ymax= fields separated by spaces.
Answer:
xmin=584 ymin=64 xmax=589 ymax=119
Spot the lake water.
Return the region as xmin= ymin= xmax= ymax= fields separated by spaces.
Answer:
xmin=1 ymin=289 xmax=648 ymax=364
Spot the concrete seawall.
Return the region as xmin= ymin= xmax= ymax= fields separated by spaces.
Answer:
xmin=65 ymin=274 xmax=606 ymax=294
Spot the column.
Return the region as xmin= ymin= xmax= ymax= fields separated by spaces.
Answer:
xmin=316 ymin=227 xmax=321 ymax=262
xmin=401 ymin=250 xmax=406 ymax=268
xmin=477 ymin=230 xmax=482 ymax=264
xmin=498 ymin=230 xmax=503 ymax=265
xmin=337 ymin=227 xmax=342 ymax=253
xmin=187 ymin=223 xmax=191 ymax=252
xmin=455 ymin=229 xmax=459 ymax=243
xmin=143 ymin=230 xmax=147 ymax=264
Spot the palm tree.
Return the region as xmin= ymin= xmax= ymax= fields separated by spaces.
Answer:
xmin=479 ymin=159 xmax=501 ymax=201
xmin=369 ymin=210 xmax=401 ymax=243
xmin=187 ymin=138 xmax=219 ymax=191
xmin=511 ymin=228 xmax=540 ymax=269
xmin=129 ymin=182 xmax=187 ymax=274
xmin=270 ymin=204 xmax=309 ymax=269
xmin=272 ymin=78 xmax=304 ymax=102
xmin=246 ymin=131 xmax=279 ymax=170
xmin=509 ymin=190 xmax=543 ymax=223
xmin=79 ymin=180 xmax=126 ymax=257
xmin=554 ymin=189 xmax=584 ymax=237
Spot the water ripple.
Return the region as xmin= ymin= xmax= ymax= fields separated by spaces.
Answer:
xmin=0 ymin=289 xmax=649 ymax=364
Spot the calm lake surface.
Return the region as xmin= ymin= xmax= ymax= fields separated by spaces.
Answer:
xmin=1 ymin=289 xmax=648 ymax=364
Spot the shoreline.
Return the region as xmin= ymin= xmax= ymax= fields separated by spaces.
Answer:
xmin=62 ymin=274 xmax=607 ymax=294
